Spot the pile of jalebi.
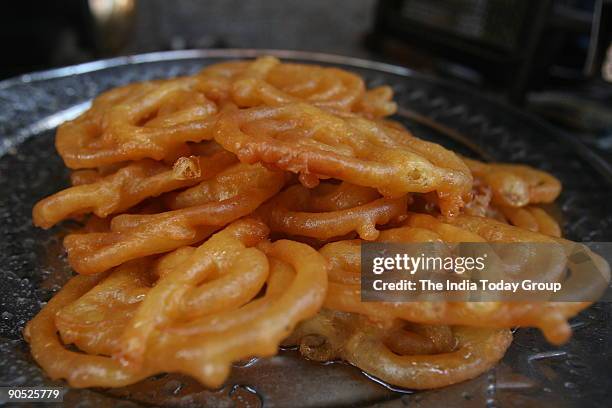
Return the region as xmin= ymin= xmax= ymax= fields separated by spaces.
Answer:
xmin=25 ymin=56 xmax=606 ymax=390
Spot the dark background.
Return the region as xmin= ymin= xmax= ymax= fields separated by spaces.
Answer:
xmin=124 ymin=0 xmax=377 ymax=58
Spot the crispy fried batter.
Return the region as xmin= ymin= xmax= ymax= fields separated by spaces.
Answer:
xmin=25 ymin=56 xmax=604 ymax=392
xmin=464 ymin=158 xmax=561 ymax=207
xmin=214 ymin=103 xmax=471 ymax=216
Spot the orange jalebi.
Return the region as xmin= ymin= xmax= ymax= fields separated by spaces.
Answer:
xmin=24 ymin=56 xmax=606 ymax=393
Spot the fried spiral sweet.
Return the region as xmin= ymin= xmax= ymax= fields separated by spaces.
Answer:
xmin=33 ymin=150 xmax=237 ymax=229
xmin=463 ymin=158 xmax=561 ymax=207
xmin=257 ymin=182 xmax=408 ymax=241
xmin=56 ymin=79 xmax=219 ymax=169
xmin=63 ymin=162 xmax=285 ymax=275
xmin=214 ymin=102 xmax=471 ymax=216
xmin=497 ymin=205 xmax=562 ymax=237
xmin=25 ymin=56 xmax=606 ymax=393
xmin=286 ymin=309 xmax=512 ymax=389
xmin=199 ymin=56 xmax=395 ymax=117
xmin=25 ymin=220 xmax=327 ymax=388
xmin=321 ymin=214 xmax=601 ymax=344
xmin=54 ymin=259 xmax=154 ymax=356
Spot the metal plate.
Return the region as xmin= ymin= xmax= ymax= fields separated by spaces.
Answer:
xmin=0 ymin=49 xmax=611 ymax=408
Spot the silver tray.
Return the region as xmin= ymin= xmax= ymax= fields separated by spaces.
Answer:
xmin=0 ymin=49 xmax=611 ymax=408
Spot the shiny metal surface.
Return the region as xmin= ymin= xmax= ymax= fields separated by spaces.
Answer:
xmin=0 ymin=50 xmax=610 ymax=407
